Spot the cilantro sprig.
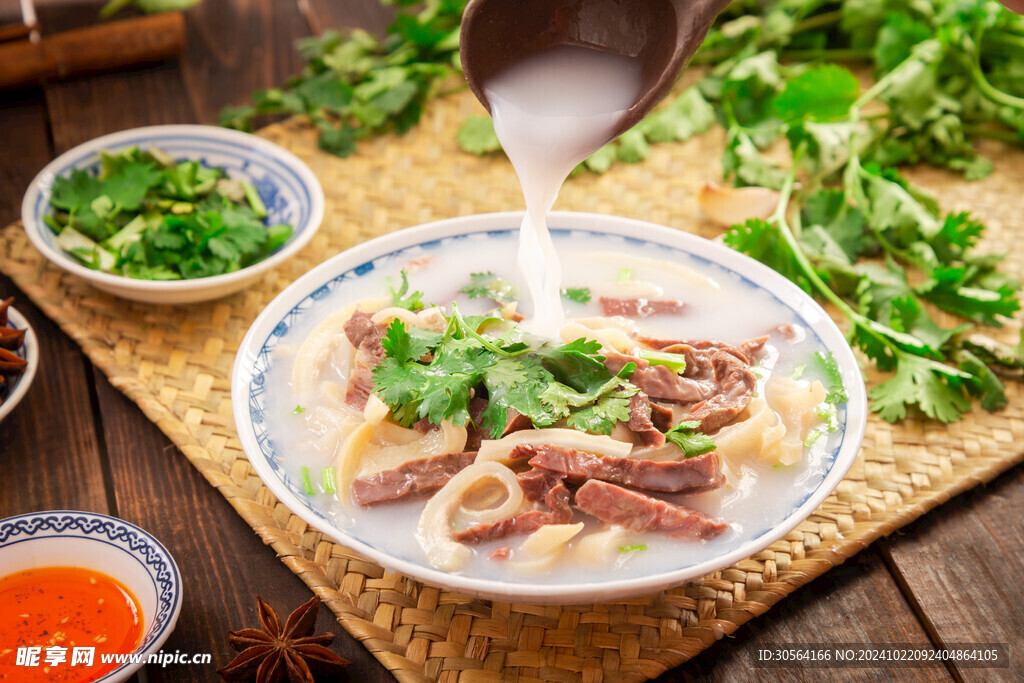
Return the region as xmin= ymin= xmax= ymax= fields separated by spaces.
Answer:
xmin=46 ymin=146 xmax=293 ymax=281
xmin=460 ymin=272 xmax=516 ymax=304
xmin=219 ymin=1 xmax=466 ymax=157
xmin=371 ymin=307 xmax=640 ymax=437
xmin=665 ymin=420 xmax=717 ymax=458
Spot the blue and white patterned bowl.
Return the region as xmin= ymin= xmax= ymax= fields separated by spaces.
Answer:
xmin=0 ymin=306 xmax=38 ymax=424
xmin=0 ymin=510 xmax=183 ymax=682
xmin=232 ymin=211 xmax=868 ymax=603
xmin=21 ymin=125 xmax=324 ymax=304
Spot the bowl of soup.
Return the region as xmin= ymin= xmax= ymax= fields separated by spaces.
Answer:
xmin=0 ymin=510 xmax=182 ymax=682
xmin=231 ymin=210 xmax=867 ymax=603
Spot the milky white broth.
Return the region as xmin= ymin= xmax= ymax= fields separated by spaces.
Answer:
xmin=263 ymin=229 xmax=844 ymax=584
xmin=486 ymin=44 xmax=643 ymax=338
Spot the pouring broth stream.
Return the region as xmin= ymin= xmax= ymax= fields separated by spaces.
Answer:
xmin=485 ymin=44 xmax=642 ymax=337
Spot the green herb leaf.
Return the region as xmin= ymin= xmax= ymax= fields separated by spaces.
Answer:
xmin=812 ymin=351 xmax=849 ymax=404
xmin=772 ymin=64 xmax=860 ymax=123
xmin=561 ymin=287 xmax=592 ymax=303
xmin=389 ymin=269 xmax=425 ymax=311
xmin=457 ymin=116 xmax=502 ymax=155
xmin=665 ymin=420 xmax=716 ymax=458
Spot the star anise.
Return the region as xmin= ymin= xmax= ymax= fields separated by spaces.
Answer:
xmin=218 ymin=595 xmax=350 ymax=683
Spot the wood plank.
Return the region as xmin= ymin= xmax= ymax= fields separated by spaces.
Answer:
xmin=34 ymin=0 xmax=196 ymax=150
xmin=0 ymin=275 xmax=110 ymax=516
xmin=665 ymin=550 xmax=951 ymax=682
xmin=879 ymin=465 xmax=1024 ymax=683
xmin=0 ymin=87 xmax=110 ymax=518
xmin=179 ymin=0 xmax=310 ymax=123
xmin=300 ymin=0 xmax=393 ymax=37
xmin=27 ymin=2 xmax=392 ymax=679
xmin=0 ymin=92 xmax=51 ymax=226
xmin=92 ymin=376 xmax=390 ymax=682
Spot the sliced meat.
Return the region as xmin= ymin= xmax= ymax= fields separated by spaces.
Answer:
xmin=599 ymin=297 xmax=686 ymax=318
xmin=606 ymin=352 xmax=717 ymax=403
xmin=516 ymin=467 xmax=572 ymax=515
xmin=452 ymin=466 xmax=571 ymax=544
xmin=451 ymin=510 xmax=553 ymax=544
xmin=526 ymin=444 xmax=723 ymax=493
xmin=464 ymin=397 xmax=489 ymax=451
xmin=686 ymin=348 xmax=757 ymax=433
xmin=344 ymin=310 xmax=386 ymax=410
xmin=649 ymin=401 xmax=675 ymax=432
xmin=574 ymin=480 xmax=728 ymax=540
xmin=740 ymin=335 xmax=769 ymax=360
xmin=502 ymin=409 xmax=534 ymax=437
xmin=613 ymin=338 xmax=760 ymax=433
xmin=627 ymin=392 xmax=666 ymax=447
xmin=343 ymin=309 xmax=378 ymax=347
xmin=352 ymin=451 xmax=478 ymax=507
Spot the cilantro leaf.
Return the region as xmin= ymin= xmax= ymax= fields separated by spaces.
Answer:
xmin=725 ymin=219 xmax=813 ymax=295
xmin=50 ymin=169 xmax=104 ymax=212
xmin=380 ymin=319 xmax=432 ymax=364
xmin=459 ymin=272 xmax=515 ymax=304
xmin=457 ymin=116 xmax=502 ymax=155
xmin=955 ymin=349 xmax=1008 ymax=413
xmin=536 ymin=337 xmax=613 ymax=395
xmin=665 ymin=420 xmax=717 ymax=458
xmin=868 ymin=352 xmax=972 ymax=423
xmin=389 ymin=269 xmax=425 ymax=311
xmin=772 ymin=64 xmax=860 ymax=123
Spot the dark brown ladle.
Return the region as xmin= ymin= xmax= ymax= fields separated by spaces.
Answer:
xmin=460 ymin=0 xmax=732 ymax=138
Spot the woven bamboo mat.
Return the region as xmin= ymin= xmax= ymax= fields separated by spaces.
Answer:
xmin=3 ymin=90 xmax=1023 ymax=683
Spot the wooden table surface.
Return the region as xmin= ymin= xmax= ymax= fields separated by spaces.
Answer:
xmin=1 ymin=2 xmax=1021 ymax=682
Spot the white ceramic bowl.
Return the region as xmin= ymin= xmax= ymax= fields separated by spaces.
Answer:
xmin=0 ymin=510 xmax=183 ymax=682
xmin=0 ymin=306 xmax=39 ymax=423
xmin=232 ymin=211 xmax=868 ymax=603
xmin=21 ymin=125 xmax=324 ymax=304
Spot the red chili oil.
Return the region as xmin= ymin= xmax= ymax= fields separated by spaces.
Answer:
xmin=0 ymin=566 xmax=144 ymax=682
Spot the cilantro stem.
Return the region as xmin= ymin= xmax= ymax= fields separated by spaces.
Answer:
xmin=780 ymin=48 xmax=874 ymax=62
xmin=965 ymin=30 xmax=1024 ymax=111
xmin=448 ymin=304 xmax=518 ymax=358
xmin=962 ymin=124 xmax=1021 ymax=144
xmin=789 ymin=9 xmax=843 ymax=34
xmin=770 ymin=144 xmax=896 ymax=357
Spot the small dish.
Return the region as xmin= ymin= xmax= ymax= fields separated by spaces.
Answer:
xmin=0 ymin=510 xmax=183 ymax=682
xmin=21 ymin=125 xmax=325 ymax=304
xmin=232 ymin=211 xmax=868 ymax=603
xmin=0 ymin=306 xmax=39 ymax=424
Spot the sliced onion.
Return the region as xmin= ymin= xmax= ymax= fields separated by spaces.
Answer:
xmin=697 ymin=181 xmax=779 ymax=228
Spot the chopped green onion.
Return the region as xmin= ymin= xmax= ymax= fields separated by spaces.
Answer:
xmin=638 ymin=349 xmax=687 ymax=374
xmin=320 ymin=467 xmax=337 ymax=495
xmin=561 ymin=287 xmax=592 ymax=303
xmin=616 ymin=267 xmax=633 ymax=284
xmin=619 ymin=544 xmax=648 ymax=553
xmin=293 ymin=405 xmax=305 ymax=414
xmin=791 ymin=364 xmax=806 ymax=380
xmin=300 ymin=466 xmax=315 ymax=496
xmin=804 ymin=429 xmax=825 ymax=448
xmin=241 ymin=180 xmax=268 ymax=218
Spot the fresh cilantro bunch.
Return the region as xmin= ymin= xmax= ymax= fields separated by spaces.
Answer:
xmin=371 ymin=307 xmax=639 ymax=438
xmin=46 ymin=146 xmax=293 ymax=280
xmin=219 ymin=0 xmax=466 ymax=157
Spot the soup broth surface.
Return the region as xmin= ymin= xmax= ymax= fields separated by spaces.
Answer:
xmin=263 ymin=228 xmax=845 ymax=584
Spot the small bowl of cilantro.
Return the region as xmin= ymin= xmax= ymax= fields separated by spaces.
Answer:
xmin=21 ymin=125 xmax=325 ymax=304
